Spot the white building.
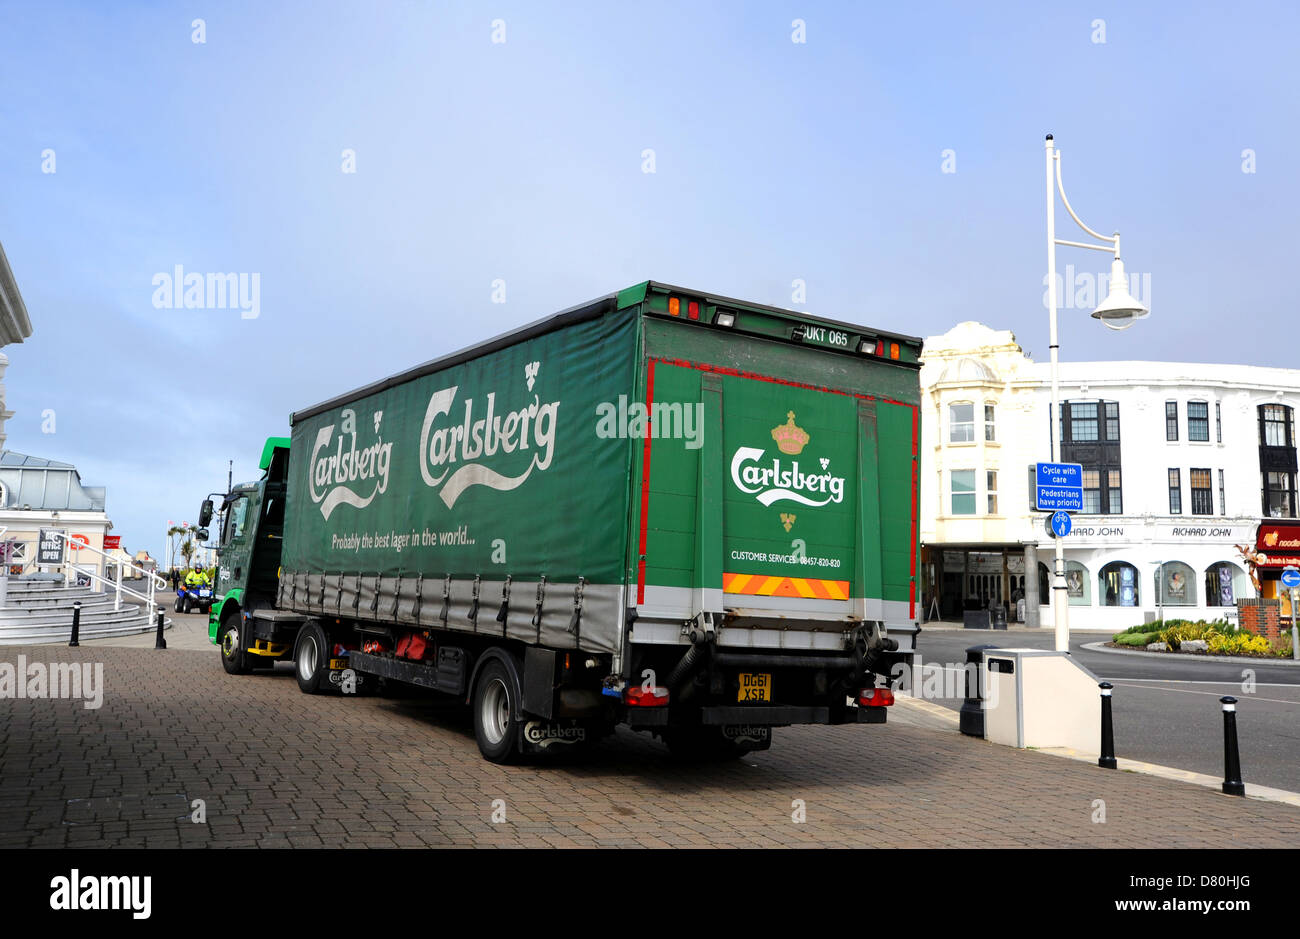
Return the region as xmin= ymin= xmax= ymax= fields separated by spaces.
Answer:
xmin=918 ymin=322 xmax=1300 ymax=632
xmin=0 ymin=237 xmax=115 ymax=585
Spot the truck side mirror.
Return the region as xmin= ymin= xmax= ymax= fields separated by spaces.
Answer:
xmin=195 ymin=528 xmax=210 ymax=542
xmin=198 ymin=500 xmax=214 ymax=528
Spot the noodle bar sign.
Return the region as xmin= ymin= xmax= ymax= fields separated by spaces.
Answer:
xmin=1256 ymin=523 xmax=1300 ymax=568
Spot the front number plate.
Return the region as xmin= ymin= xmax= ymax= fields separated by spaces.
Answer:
xmin=737 ymin=673 xmax=771 ymax=703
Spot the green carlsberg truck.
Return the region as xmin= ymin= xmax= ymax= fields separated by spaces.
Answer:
xmin=203 ymin=281 xmax=922 ymax=763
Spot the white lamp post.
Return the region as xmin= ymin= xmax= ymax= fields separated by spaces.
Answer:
xmin=1045 ymin=134 xmax=1149 ymax=652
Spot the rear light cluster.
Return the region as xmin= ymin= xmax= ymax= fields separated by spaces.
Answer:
xmin=666 ymin=297 xmax=701 ymax=321
xmin=857 ymin=338 xmax=901 ymax=360
xmin=625 ymin=685 xmax=670 ymax=707
xmin=858 ymin=687 xmax=895 ymax=707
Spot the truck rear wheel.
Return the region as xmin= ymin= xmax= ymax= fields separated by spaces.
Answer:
xmin=472 ymin=658 xmax=521 ymax=764
xmin=294 ymin=623 xmax=329 ymax=694
xmin=218 ymin=615 xmax=251 ymax=675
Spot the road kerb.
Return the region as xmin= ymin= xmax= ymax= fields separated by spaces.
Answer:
xmin=1081 ymin=640 xmax=1300 ymax=666
xmin=893 ymin=694 xmax=1300 ymax=809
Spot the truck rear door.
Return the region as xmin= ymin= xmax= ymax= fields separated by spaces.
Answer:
xmin=628 ymin=283 xmax=920 ymax=651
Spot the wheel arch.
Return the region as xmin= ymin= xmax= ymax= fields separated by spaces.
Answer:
xmin=466 ymin=645 xmax=524 ymax=708
xmin=208 ymin=589 xmax=244 ymax=644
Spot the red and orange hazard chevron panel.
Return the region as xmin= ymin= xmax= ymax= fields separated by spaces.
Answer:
xmin=722 ymin=572 xmax=849 ymax=600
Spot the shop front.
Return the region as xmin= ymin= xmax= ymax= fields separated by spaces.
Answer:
xmin=923 ymin=544 xmax=1029 ymax=622
xmin=1032 ymin=521 xmax=1258 ymax=630
xmin=1254 ymin=521 xmax=1300 ymax=620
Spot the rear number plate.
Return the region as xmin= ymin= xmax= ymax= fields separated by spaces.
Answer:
xmin=329 ymin=658 xmax=349 ymax=670
xmin=738 ymin=673 xmax=771 ymax=702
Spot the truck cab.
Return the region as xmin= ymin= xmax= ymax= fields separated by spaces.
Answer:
xmin=206 ymin=437 xmax=294 ymax=673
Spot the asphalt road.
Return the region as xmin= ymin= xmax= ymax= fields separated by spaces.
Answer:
xmin=916 ymin=624 xmax=1300 ymax=791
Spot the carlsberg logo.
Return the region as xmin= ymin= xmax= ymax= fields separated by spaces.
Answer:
xmin=730 ymin=410 xmax=846 ymax=508
xmin=419 ymin=362 xmax=559 ymax=508
xmin=310 ymin=408 xmax=393 ymax=519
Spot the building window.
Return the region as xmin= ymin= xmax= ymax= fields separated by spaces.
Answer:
xmin=1065 ymin=560 xmax=1091 ymax=607
xmin=1083 ymin=470 xmax=1102 ymax=514
xmin=1168 ymin=469 xmax=1182 ymax=514
xmin=949 ymin=402 xmax=974 ymax=443
xmin=984 ymin=404 xmax=996 ymax=442
xmin=1062 ymin=399 xmax=1122 ymax=513
xmin=986 ymin=470 xmax=998 ymax=514
xmin=1216 ymin=402 xmax=1222 ymax=443
xmin=1059 ymin=399 xmax=1120 ymax=444
xmin=1258 ymin=404 xmax=1297 ymax=517
xmin=1263 ymin=471 xmax=1296 ymax=518
xmin=1156 ymin=561 xmax=1196 ymax=607
xmin=1070 ymin=402 xmax=1099 ymax=442
xmin=1260 ymin=404 xmax=1294 ymax=447
xmin=951 ymin=469 xmax=976 ymax=515
xmin=1188 ymin=401 xmax=1209 ymax=442
xmin=1190 ymin=468 xmax=1213 ymax=515
xmin=1099 ymin=561 xmax=1140 ymax=607
xmin=1205 ymin=562 xmax=1250 ymax=606
xmin=1166 ymin=401 xmax=1179 ymax=441
xmin=1219 ymin=469 xmax=1226 ymax=515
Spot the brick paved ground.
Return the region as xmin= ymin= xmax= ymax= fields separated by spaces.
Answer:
xmin=0 ymin=645 xmax=1296 ymax=848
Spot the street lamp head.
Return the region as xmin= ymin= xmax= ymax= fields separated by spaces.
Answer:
xmin=1091 ymin=257 xmax=1149 ymax=330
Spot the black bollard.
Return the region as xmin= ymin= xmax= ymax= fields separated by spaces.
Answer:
xmin=1220 ymin=696 xmax=1244 ymax=796
xmin=1098 ymin=681 xmax=1116 ymax=769
xmin=154 ymin=609 xmax=167 ymax=650
xmin=68 ymin=601 xmax=82 ymax=647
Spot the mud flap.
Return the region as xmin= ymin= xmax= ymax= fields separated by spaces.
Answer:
xmin=720 ymin=724 xmax=773 ymax=751
xmin=518 ymin=719 xmax=591 ymax=755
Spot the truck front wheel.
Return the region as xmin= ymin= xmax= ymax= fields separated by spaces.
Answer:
xmin=472 ymin=659 xmax=521 ymax=764
xmin=218 ymin=615 xmax=251 ymax=676
xmin=294 ymin=623 xmax=329 ymax=695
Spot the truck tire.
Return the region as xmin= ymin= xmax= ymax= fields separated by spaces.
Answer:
xmin=472 ymin=658 xmax=521 ymax=764
xmin=217 ymin=614 xmax=251 ymax=675
xmin=663 ymin=726 xmax=745 ymax=761
xmin=294 ymin=623 xmax=329 ymax=695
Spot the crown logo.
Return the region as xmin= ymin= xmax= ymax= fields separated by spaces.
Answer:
xmin=780 ymin=513 xmax=796 ymax=532
xmin=771 ymin=411 xmax=809 ymax=455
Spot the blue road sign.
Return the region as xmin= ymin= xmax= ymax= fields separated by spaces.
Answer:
xmin=1282 ymin=567 xmax=1300 ymax=589
xmin=1051 ymin=511 xmax=1072 ymax=537
xmin=1035 ymin=462 xmax=1083 ymax=512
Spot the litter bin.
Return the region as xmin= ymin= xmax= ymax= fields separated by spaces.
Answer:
xmin=990 ymin=605 xmax=1007 ymax=630
xmin=981 ymin=648 xmax=1103 ymax=754
xmin=959 ymin=644 xmax=998 ymax=737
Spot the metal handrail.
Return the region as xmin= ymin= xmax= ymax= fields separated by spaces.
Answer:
xmin=47 ymin=531 xmax=166 ymax=621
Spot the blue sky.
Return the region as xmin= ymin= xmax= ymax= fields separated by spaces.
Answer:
xmin=0 ymin=0 xmax=1295 ymax=558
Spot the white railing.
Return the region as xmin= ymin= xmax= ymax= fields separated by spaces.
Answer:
xmin=47 ymin=531 xmax=167 ymax=624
